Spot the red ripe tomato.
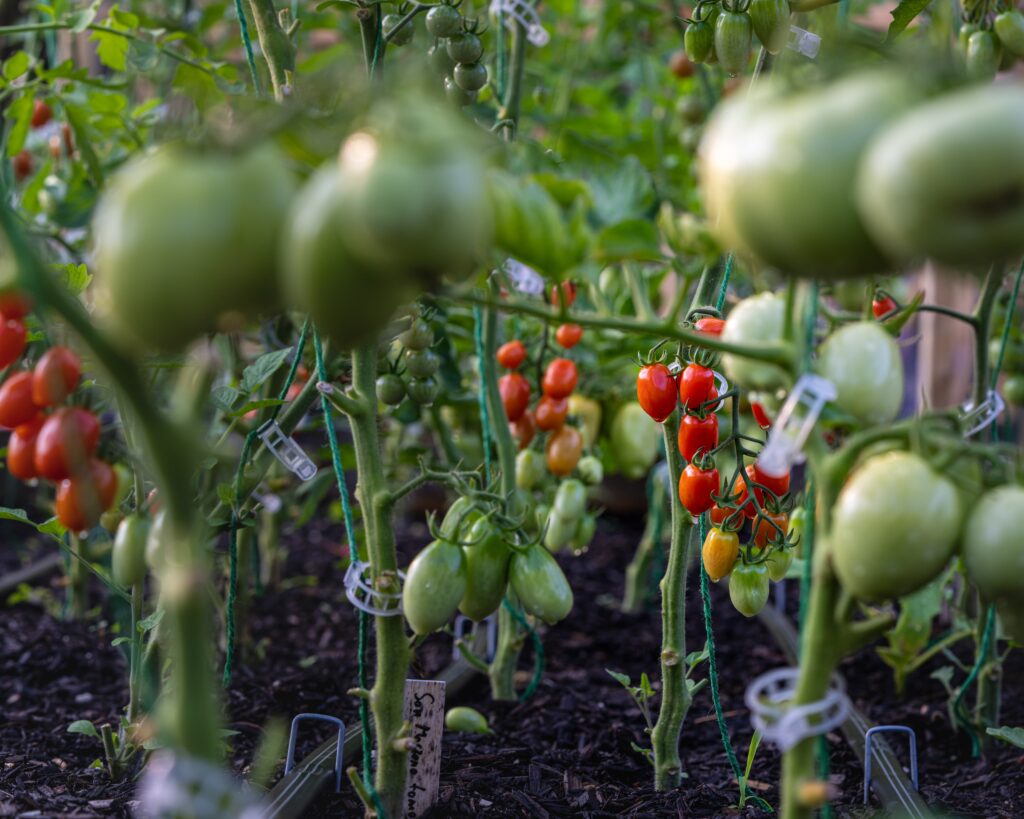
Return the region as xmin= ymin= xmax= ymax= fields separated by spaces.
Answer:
xmin=550 ymin=281 xmax=576 ymax=310
xmin=0 ymin=372 xmax=39 ymax=429
xmin=32 ymin=346 xmax=82 ymax=407
xmin=709 ymin=504 xmax=732 ymax=527
xmin=636 ymin=363 xmax=678 ymax=422
xmin=677 ymin=412 xmax=719 ymax=462
xmin=56 ymin=459 xmax=117 ymax=532
xmin=535 ymin=395 xmax=568 ymax=431
xmin=678 ymin=463 xmax=719 ymax=516
xmin=0 ymin=290 xmax=32 ymax=319
xmin=35 ymin=407 xmax=101 ymax=481
xmin=0 ymin=318 xmax=26 ymax=370
xmin=753 ymin=511 xmax=789 ymax=549
xmin=497 ymin=339 xmax=527 ymax=370
xmin=751 ymin=401 xmax=772 ymax=429
xmin=7 ymin=414 xmax=45 ymax=480
xmin=31 ymin=100 xmax=53 ymax=129
xmin=542 ymin=358 xmax=578 ymax=399
xmin=555 ymin=323 xmax=583 ymax=350
xmin=509 ymin=408 xmax=536 ymax=450
xmin=499 ymin=372 xmax=531 ymax=421
xmin=751 ymin=461 xmax=790 ymax=498
xmin=872 ymin=295 xmax=897 ymax=319
xmin=734 ymin=462 xmax=790 ymax=518
xmin=679 ymin=363 xmax=715 ymax=409
xmin=694 ymin=316 xmax=726 ymax=336
xmin=12 ymin=150 xmax=33 ymax=182
xmin=546 ymin=425 xmax=582 ymax=476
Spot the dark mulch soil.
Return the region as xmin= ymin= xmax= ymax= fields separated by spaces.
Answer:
xmin=3 ymin=509 xmax=1024 ymax=818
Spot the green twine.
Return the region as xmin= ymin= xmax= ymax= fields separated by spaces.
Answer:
xmin=501 ymin=597 xmax=546 ymax=701
xmin=797 ymin=482 xmax=815 ymax=657
xmin=990 ymin=260 xmax=1024 ymax=392
xmin=953 ymin=605 xmax=996 ymax=758
xmin=495 ymin=0 xmax=508 ymax=100
xmin=232 ymin=0 xmax=263 ymax=96
xmin=472 ymin=305 xmax=494 ymax=482
xmin=223 ymin=321 xmax=310 ymax=688
xmin=716 ymin=254 xmax=733 ymax=311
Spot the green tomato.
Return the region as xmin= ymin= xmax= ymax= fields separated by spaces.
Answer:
xmin=376 ymin=373 xmax=406 ymax=406
xmin=729 ymin=562 xmax=769 ymax=617
xmin=534 ymin=502 xmax=550 ymax=534
xmin=510 ymin=544 xmax=573 ymax=624
xmin=454 ymin=62 xmax=488 ymax=92
xmin=516 ymin=449 xmax=546 ymax=490
xmin=405 ymin=348 xmax=439 ymax=379
xmin=439 ymin=497 xmax=482 ymax=540
xmin=544 ymin=509 xmax=579 ymax=552
xmin=94 ymin=144 xmax=296 ymax=351
xmin=817 ymin=321 xmax=903 ymax=425
xmin=458 ymin=518 xmax=511 ymax=621
xmin=831 ymin=452 xmax=961 ymax=601
xmin=962 ymin=486 xmax=1024 ymax=601
xmin=1001 ymin=375 xmax=1024 ymax=406
xmin=402 ymin=539 xmax=466 ymax=634
xmin=714 ymin=11 xmax=751 ymax=75
xmin=428 ymin=44 xmax=456 ymax=75
xmin=966 ymin=30 xmax=1000 ymax=82
xmin=553 ymin=478 xmax=587 ymax=520
xmin=406 ymin=376 xmax=439 ymax=406
xmin=684 ymin=20 xmax=714 ymax=63
xmin=995 ymin=10 xmax=1024 ymax=57
xmin=610 ymin=402 xmax=661 ymax=480
xmin=112 ymin=514 xmax=149 ymax=588
xmin=858 ymin=84 xmax=1024 ymax=271
xmin=425 ymin=4 xmax=462 ymax=37
xmin=764 ymin=546 xmax=793 ymax=582
xmin=444 ymin=76 xmax=476 ymax=107
xmin=571 ymin=514 xmax=597 ymax=552
xmin=577 ymin=455 xmax=604 ymax=486
xmin=701 ymin=71 xmax=918 ymax=280
xmin=749 ymin=0 xmax=790 ymax=54
xmin=400 ymin=317 xmax=434 ymax=350
xmin=721 ymin=292 xmax=788 ymax=391
xmin=445 ymin=706 xmax=492 ymax=734
xmin=447 ymin=32 xmax=483 ymax=64
xmin=383 ymin=13 xmax=414 ymax=46
xmin=788 ymin=505 xmax=807 ymax=558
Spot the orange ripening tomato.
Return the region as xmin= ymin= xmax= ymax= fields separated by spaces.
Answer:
xmin=753 ymin=511 xmax=789 ymax=549
xmin=550 ymin=281 xmax=576 ymax=310
xmin=0 ymin=318 xmax=26 ymax=370
xmin=32 ymin=346 xmax=82 ymax=407
xmin=542 ymin=358 xmax=578 ymax=399
xmin=0 ymin=372 xmax=39 ymax=429
xmin=535 ymin=395 xmax=568 ymax=431
xmin=702 ymin=526 xmax=739 ymax=582
xmin=35 ymin=407 xmax=101 ymax=481
xmin=497 ymin=339 xmax=527 ymax=370
xmin=7 ymin=414 xmax=45 ymax=480
xmin=56 ymin=459 xmax=118 ymax=532
xmin=509 ymin=408 xmax=536 ymax=450
xmin=546 ymin=425 xmax=582 ymax=476
xmin=499 ymin=372 xmax=531 ymax=422
xmin=694 ymin=316 xmax=726 ymax=336
xmin=555 ymin=323 xmax=583 ymax=350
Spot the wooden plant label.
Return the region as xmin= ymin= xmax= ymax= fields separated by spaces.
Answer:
xmin=403 ymin=678 xmax=446 ymax=818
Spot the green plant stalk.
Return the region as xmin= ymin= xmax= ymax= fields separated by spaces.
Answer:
xmin=622 ymin=478 xmax=664 ymax=614
xmin=345 ymin=345 xmax=411 ymax=817
xmin=246 ymin=0 xmax=294 ymax=99
xmin=126 ymin=583 xmax=144 ymax=724
xmin=259 ymin=498 xmax=286 ymax=589
xmin=100 ymin=722 xmax=122 ymax=782
xmin=68 ymin=534 xmax=87 ymax=619
xmin=650 ymin=412 xmax=693 ymax=790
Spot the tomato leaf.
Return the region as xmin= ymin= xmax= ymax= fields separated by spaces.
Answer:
xmin=587 ymin=156 xmax=656 ymax=225
xmin=91 ymin=24 xmax=129 ymax=72
xmin=5 ymin=96 xmax=33 ymax=157
xmin=241 ymin=347 xmax=294 ymax=393
xmin=595 ymin=219 xmax=662 ymax=263
xmin=67 ymin=719 xmax=100 ymax=739
xmin=0 ymin=506 xmax=31 ymax=524
xmin=211 ymin=385 xmax=244 ymax=412
xmin=137 ymin=608 xmax=164 ymax=633
xmin=886 ymin=0 xmax=932 ymax=41
xmin=2 ymin=52 xmax=31 ymax=82
xmin=987 ymin=726 xmax=1024 ymax=749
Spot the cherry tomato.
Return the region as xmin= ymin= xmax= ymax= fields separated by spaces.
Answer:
xmin=35 ymin=407 xmax=101 ymax=481
xmin=0 ymin=372 xmax=38 ymax=429
xmin=542 ymin=358 xmax=578 ymax=399
xmin=550 ymin=281 xmax=576 ymax=310
xmin=636 ymin=363 xmax=678 ymax=423
xmin=56 ymin=459 xmax=117 ymax=532
xmin=669 ymin=49 xmax=696 ymax=78
xmin=12 ymin=150 xmax=33 ymax=182
xmin=731 ymin=466 xmax=759 ymax=518
xmin=7 ymin=414 xmax=44 ymax=480
xmin=729 ymin=562 xmax=769 ymax=617
xmin=535 ymin=395 xmax=568 ymax=431
xmin=677 ymin=412 xmax=719 ymax=462
xmin=509 ymin=408 xmax=536 ymax=450
xmin=678 ymin=363 xmax=715 ymax=409
xmin=734 ymin=463 xmax=790 ymax=517
xmin=694 ymin=316 xmax=726 ymax=336
xmin=751 ymin=461 xmax=790 ymax=498
xmin=0 ymin=318 xmax=26 ymax=370
xmin=0 ymin=290 xmax=32 ymax=319
xmin=678 ymin=463 xmax=719 ymax=516
xmin=32 ymin=346 xmax=82 ymax=407
xmin=555 ymin=323 xmax=583 ymax=349
xmin=872 ymin=294 xmax=897 ymax=319
xmin=496 ymin=339 xmax=527 ymax=370
xmin=499 ymin=372 xmax=531 ymax=422
xmin=546 ymin=425 xmax=582 ymax=476
xmin=702 ymin=526 xmax=739 ymax=581
xmin=751 ymin=401 xmax=772 ymax=429
xmin=31 ymin=100 xmax=53 ymax=129
xmin=753 ymin=510 xmax=789 ymax=549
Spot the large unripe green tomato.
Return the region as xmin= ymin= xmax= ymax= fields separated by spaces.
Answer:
xmin=94 ymin=144 xmax=296 ymax=351
xmin=458 ymin=518 xmax=510 ymax=621
xmin=282 ymin=167 xmax=413 ymax=350
xmin=700 ymin=71 xmax=918 ymax=279
xmin=831 ymin=452 xmax=961 ymax=601
xmin=857 ymin=84 xmax=1024 ymax=271
xmin=817 ymin=321 xmax=903 ymax=425
xmin=112 ymin=514 xmax=149 ymax=588
xmin=402 ymin=539 xmax=466 ymax=634
xmin=509 ymin=544 xmax=573 ymax=624
xmin=553 ymin=479 xmax=587 ymax=520
xmin=543 ymin=509 xmax=578 ymax=553
xmin=729 ymin=562 xmax=769 ymax=616
xmin=610 ymin=402 xmax=661 ymax=480
xmin=961 ymin=486 xmax=1024 ymax=601
xmin=721 ymin=292 xmax=787 ymax=390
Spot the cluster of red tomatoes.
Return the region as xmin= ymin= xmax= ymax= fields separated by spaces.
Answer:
xmin=498 ymin=282 xmax=586 ymax=477
xmin=0 ymin=293 xmax=117 ymax=532
xmin=11 ymin=99 xmax=74 ymax=182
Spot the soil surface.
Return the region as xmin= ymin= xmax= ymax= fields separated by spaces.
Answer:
xmin=2 ymin=511 xmax=1023 ymax=818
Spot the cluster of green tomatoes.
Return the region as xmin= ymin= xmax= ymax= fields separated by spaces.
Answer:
xmin=376 ymin=314 xmax=443 ymax=409
xmin=684 ymin=0 xmax=790 ymax=75
xmin=959 ymin=4 xmax=1024 ymax=81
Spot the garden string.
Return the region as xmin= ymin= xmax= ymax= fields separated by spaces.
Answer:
xmin=233 ymin=0 xmax=263 ymax=96
xmin=473 ymin=305 xmax=494 ymax=481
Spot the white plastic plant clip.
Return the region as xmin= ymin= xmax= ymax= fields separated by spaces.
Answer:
xmin=959 ymin=389 xmax=1005 ymax=437
xmin=138 ymin=752 xmax=265 ymax=819
xmin=503 ymin=258 xmax=545 ymax=295
xmin=746 ymin=667 xmax=850 ymax=752
xmin=756 ymin=374 xmax=837 ymax=479
xmin=787 ymin=25 xmax=822 ymax=59
xmin=257 ymin=420 xmax=317 ymax=481
xmin=490 ymin=0 xmax=550 ymax=46
xmin=344 ymin=560 xmax=405 ymax=617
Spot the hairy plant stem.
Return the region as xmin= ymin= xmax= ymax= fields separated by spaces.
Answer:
xmin=246 ymin=0 xmax=294 ymax=99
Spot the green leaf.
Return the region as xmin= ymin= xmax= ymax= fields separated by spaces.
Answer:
xmin=241 ymin=347 xmax=294 ymax=393
xmin=111 ymin=636 xmax=132 ymax=647
xmin=0 ymin=506 xmax=31 ymax=524
xmin=137 ymin=608 xmax=164 ymax=633
xmin=3 ymin=52 xmax=31 ymax=82
xmin=586 ymin=156 xmax=656 ymax=225
xmin=211 ymin=385 xmax=244 ymax=412
xmin=606 ymin=668 xmax=632 ymax=688
xmin=38 ymin=517 xmax=67 ymax=537
xmin=887 ymin=0 xmax=932 ymax=40
xmin=56 ymin=263 xmax=93 ymax=293
xmin=217 ymin=482 xmax=236 ymax=506
xmin=172 ymin=63 xmax=221 ymax=112
xmin=639 ymin=672 xmax=655 ymax=698
xmin=68 ymin=719 xmax=100 ymax=739
xmin=229 ymin=398 xmax=286 ymax=419
xmin=91 ymin=24 xmax=129 ymax=72
xmin=5 ymin=95 xmax=33 ymax=157
xmin=594 ymin=219 xmax=662 ymax=263
xmin=69 ymin=1 xmax=100 ymax=33
xmin=987 ymin=726 xmax=1024 ymax=749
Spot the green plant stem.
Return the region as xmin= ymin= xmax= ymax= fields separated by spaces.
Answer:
xmin=497 ymin=19 xmax=527 ymax=140
xmin=623 ymin=477 xmax=664 ymax=613
xmin=650 ymin=412 xmax=693 ymax=790
xmin=247 ymin=0 xmax=294 ymax=99
xmin=972 ymin=265 xmax=1002 ymax=406
xmin=127 ymin=583 xmax=143 ymax=723
xmin=68 ymin=534 xmax=87 ymax=619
